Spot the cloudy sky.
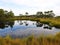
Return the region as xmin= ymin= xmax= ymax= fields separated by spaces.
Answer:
xmin=0 ymin=0 xmax=60 ymax=16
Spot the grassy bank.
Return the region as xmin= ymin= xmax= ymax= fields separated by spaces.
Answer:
xmin=0 ymin=32 xmax=60 ymax=45
xmin=39 ymin=18 xmax=60 ymax=28
xmin=21 ymin=17 xmax=60 ymax=28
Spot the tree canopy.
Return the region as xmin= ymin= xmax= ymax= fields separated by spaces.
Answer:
xmin=0 ymin=9 xmax=14 ymax=18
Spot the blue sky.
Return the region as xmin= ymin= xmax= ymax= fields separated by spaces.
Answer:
xmin=0 ymin=0 xmax=60 ymax=16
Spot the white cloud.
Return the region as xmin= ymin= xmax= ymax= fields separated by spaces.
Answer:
xmin=0 ymin=0 xmax=60 ymax=16
xmin=1 ymin=0 xmax=59 ymax=7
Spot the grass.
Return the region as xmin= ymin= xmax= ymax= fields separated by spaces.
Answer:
xmin=0 ymin=32 xmax=60 ymax=45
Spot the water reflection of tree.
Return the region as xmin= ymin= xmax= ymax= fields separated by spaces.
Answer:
xmin=8 ymin=21 xmax=14 ymax=29
xmin=19 ymin=20 xmax=23 ymax=25
xmin=36 ymin=21 xmax=52 ymax=30
xmin=0 ymin=21 xmax=14 ymax=29
xmin=17 ymin=20 xmax=20 ymax=23
xmin=43 ymin=24 xmax=52 ymax=30
xmin=24 ymin=21 xmax=28 ymax=26
xmin=0 ymin=22 xmax=5 ymax=29
xmin=36 ymin=21 xmax=43 ymax=27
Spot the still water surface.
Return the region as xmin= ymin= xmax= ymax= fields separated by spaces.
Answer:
xmin=0 ymin=20 xmax=60 ymax=38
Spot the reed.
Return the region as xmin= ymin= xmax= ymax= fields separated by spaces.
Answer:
xmin=0 ymin=32 xmax=60 ymax=45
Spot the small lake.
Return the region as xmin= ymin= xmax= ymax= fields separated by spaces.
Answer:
xmin=0 ymin=20 xmax=60 ymax=38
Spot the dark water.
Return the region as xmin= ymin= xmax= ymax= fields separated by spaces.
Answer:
xmin=0 ymin=20 xmax=60 ymax=38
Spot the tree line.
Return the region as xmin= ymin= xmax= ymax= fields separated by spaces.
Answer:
xmin=0 ymin=9 xmax=56 ymax=18
xmin=19 ymin=10 xmax=55 ymax=18
xmin=0 ymin=9 xmax=14 ymax=18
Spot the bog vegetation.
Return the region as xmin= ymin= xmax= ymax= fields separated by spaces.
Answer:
xmin=0 ymin=32 xmax=60 ymax=45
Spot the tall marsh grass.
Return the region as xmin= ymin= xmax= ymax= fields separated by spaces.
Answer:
xmin=0 ymin=32 xmax=60 ymax=45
